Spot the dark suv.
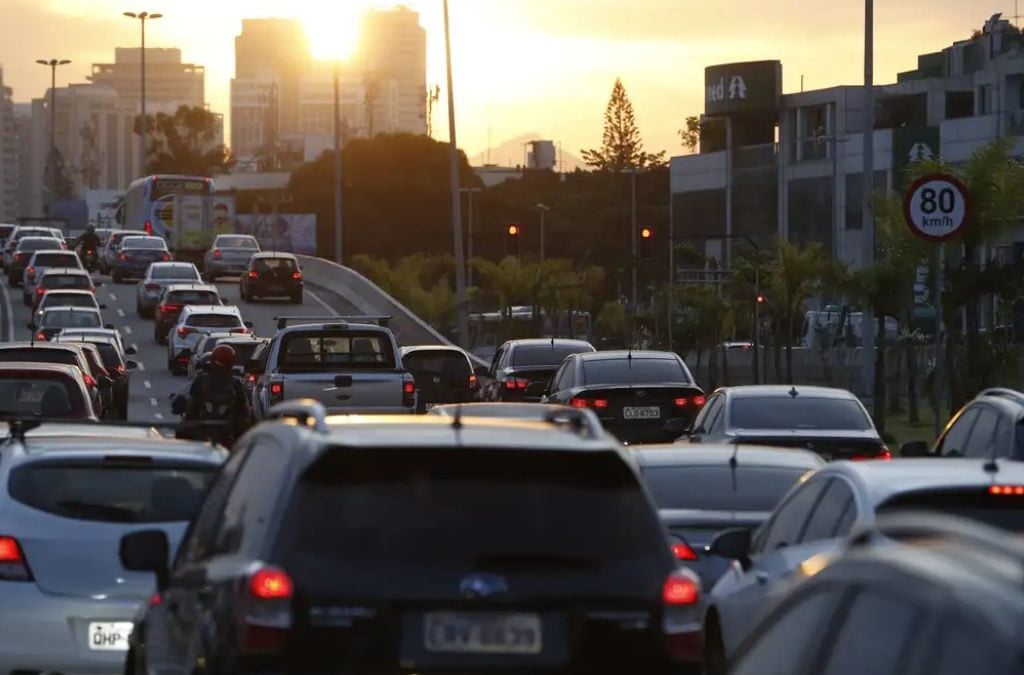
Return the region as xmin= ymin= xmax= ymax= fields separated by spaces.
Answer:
xmin=121 ymin=401 xmax=702 ymax=675
xmin=903 ymin=388 xmax=1024 ymax=460
xmin=401 ymin=345 xmax=484 ymax=412
xmin=240 ymin=252 xmax=303 ymax=303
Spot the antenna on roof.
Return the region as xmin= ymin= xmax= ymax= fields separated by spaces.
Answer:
xmin=788 ymin=386 xmax=798 ymax=398
xmin=451 ymin=404 xmax=464 ymax=430
xmin=984 ymin=435 xmax=1000 ymax=474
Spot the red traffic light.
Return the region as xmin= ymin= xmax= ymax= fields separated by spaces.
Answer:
xmin=640 ymin=227 xmax=653 ymax=239
xmin=756 ymin=293 xmax=766 ymax=304
xmin=507 ymin=224 xmax=520 ymax=236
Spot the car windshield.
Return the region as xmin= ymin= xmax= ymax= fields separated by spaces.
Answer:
xmin=731 ymin=397 xmax=873 ymax=431
xmin=215 ymin=341 xmax=261 ymax=363
xmin=187 ymin=314 xmax=241 ymax=328
xmin=280 ymin=331 xmax=395 ymax=371
xmin=42 ymin=311 xmax=101 ymax=328
xmin=9 ymin=462 xmax=217 ymax=523
xmin=217 ymin=236 xmax=258 ymax=249
xmin=640 ymin=464 xmax=812 ymax=512
xmin=122 ymin=237 xmax=166 ymax=250
xmin=33 ymin=253 xmax=78 ymax=267
xmin=18 ymin=239 xmax=61 ymax=252
xmin=168 ymin=290 xmax=218 ymax=304
xmin=41 ymin=295 xmax=96 ymax=310
xmin=512 ymin=343 xmax=592 ymax=367
xmin=582 ymin=358 xmax=690 ymax=385
xmin=0 ymin=374 xmax=86 ymax=417
xmin=0 ymin=349 xmax=76 ymax=367
xmin=254 ymin=257 xmax=296 ymax=271
xmin=42 ymin=275 xmax=91 ymax=289
xmin=152 ymin=267 xmax=199 ymax=280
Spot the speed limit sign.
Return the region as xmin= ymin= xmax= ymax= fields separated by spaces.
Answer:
xmin=902 ymin=174 xmax=969 ymax=242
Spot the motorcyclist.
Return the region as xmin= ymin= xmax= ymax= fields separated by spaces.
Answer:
xmin=77 ymin=225 xmax=102 ymax=268
xmin=178 ymin=344 xmax=251 ymax=447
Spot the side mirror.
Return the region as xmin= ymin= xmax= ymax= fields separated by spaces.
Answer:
xmin=900 ymin=440 xmax=930 ymax=457
xmin=708 ymin=528 xmax=753 ymax=569
xmin=125 ymin=346 xmax=137 ymax=356
xmin=125 ymin=360 xmax=139 ymax=370
xmin=244 ymin=320 xmax=255 ymax=329
xmin=119 ymin=530 xmax=170 ymax=590
xmin=524 ymin=381 xmax=548 ymax=398
xmin=104 ymin=324 xmax=115 ymax=330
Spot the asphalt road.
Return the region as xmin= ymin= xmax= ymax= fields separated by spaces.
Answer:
xmin=0 ymin=270 xmax=357 ymax=423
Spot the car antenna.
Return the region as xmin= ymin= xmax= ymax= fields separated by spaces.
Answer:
xmin=984 ymin=437 xmax=1000 ymax=474
xmin=729 ymin=442 xmax=739 ymax=491
xmin=788 ymin=386 xmax=798 ymax=398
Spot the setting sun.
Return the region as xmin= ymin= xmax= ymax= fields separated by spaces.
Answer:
xmin=301 ymin=5 xmax=362 ymax=61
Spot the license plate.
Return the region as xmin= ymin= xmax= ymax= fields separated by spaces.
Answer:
xmin=424 ymin=612 xmax=542 ymax=655
xmin=269 ymin=285 xmax=283 ymax=292
xmin=87 ymin=622 xmax=134 ymax=651
xmin=623 ymin=406 xmax=661 ymax=420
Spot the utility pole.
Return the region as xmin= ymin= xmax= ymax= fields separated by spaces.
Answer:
xmin=861 ymin=0 xmax=877 ymax=403
xmin=625 ymin=169 xmax=642 ymax=313
xmin=535 ymin=203 xmax=550 ymax=262
xmin=460 ymin=187 xmax=481 ymax=287
xmin=443 ymin=0 xmax=468 ymax=348
xmin=124 ymin=11 xmax=162 ymax=178
xmin=333 ymin=61 xmax=344 ymax=264
xmin=35 ymin=58 xmax=71 ymax=213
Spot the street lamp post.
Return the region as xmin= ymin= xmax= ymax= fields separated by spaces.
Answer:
xmin=624 ymin=169 xmax=643 ymax=313
xmin=333 ymin=62 xmax=344 ymax=264
xmin=123 ymin=11 xmax=162 ymax=179
xmin=460 ymin=187 xmax=481 ymax=287
xmin=35 ymin=58 xmax=71 ymax=214
xmin=442 ymin=0 xmax=468 ymax=348
xmin=535 ymin=203 xmax=549 ymax=262
xmin=861 ymin=0 xmax=877 ymax=403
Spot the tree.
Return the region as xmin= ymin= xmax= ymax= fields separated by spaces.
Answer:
xmin=138 ymin=105 xmax=233 ymax=176
xmin=678 ymin=115 xmax=701 ymax=154
xmin=581 ymin=78 xmax=665 ymax=172
xmin=770 ymin=240 xmax=831 ymax=383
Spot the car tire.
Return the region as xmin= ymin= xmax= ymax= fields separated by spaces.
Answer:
xmin=703 ymin=615 xmax=728 ymax=675
xmin=289 ymin=291 xmax=302 ymax=304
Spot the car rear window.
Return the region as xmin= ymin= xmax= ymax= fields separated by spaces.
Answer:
xmin=42 ymin=274 xmax=91 ymax=289
xmin=18 ymin=239 xmax=62 ymax=252
xmin=92 ymin=343 xmax=124 ymax=370
xmin=403 ymin=350 xmax=471 ymax=381
xmin=512 ymin=343 xmax=592 ymax=368
xmin=219 ymin=342 xmax=261 ymax=364
xmin=42 ymin=312 xmax=101 ymax=329
xmin=640 ymin=464 xmax=812 ymax=512
xmin=217 ymin=236 xmax=258 ymax=249
xmin=33 ymin=253 xmax=78 ymax=267
xmin=280 ymin=331 xmax=395 ymax=370
xmin=41 ymin=295 xmax=96 ymax=310
xmin=153 ymin=267 xmax=199 ymax=280
xmin=279 ymin=448 xmax=669 ymax=593
xmin=187 ymin=314 xmax=241 ymax=328
xmin=731 ymin=397 xmax=872 ymax=431
xmin=582 ymin=358 xmax=691 ymax=385
xmin=168 ymin=290 xmax=218 ymax=304
xmin=879 ymin=488 xmax=1024 ymax=532
xmin=0 ymin=374 xmax=86 ymax=417
xmin=9 ymin=462 xmax=217 ymax=523
xmin=122 ymin=237 xmax=166 ymax=250
xmin=0 ymin=349 xmax=76 ymax=367
xmin=254 ymin=257 xmax=297 ymax=271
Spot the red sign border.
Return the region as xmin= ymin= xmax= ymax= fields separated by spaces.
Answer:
xmin=902 ymin=173 xmax=970 ymax=243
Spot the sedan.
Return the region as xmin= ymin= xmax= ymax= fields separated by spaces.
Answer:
xmin=542 ymin=350 xmax=706 ymax=444
xmin=0 ymin=362 xmax=96 ymax=419
xmin=31 ymin=268 xmax=98 ymax=311
xmin=401 ymin=345 xmax=483 ymax=412
xmin=31 ymin=307 xmax=111 ymax=341
xmin=204 ymin=234 xmax=259 ymax=281
xmin=111 ymin=236 xmax=171 ymax=283
xmin=0 ymin=430 xmax=224 ymax=674
xmin=54 ymin=334 xmax=137 ymax=420
xmin=98 ymin=230 xmax=138 ymax=275
xmin=240 ymin=252 xmax=303 ymax=303
xmin=35 ymin=290 xmax=105 ymax=317
xmin=8 ymin=237 xmax=64 ymax=286
xmin=135 ymin=262 xmax=202 ymax=319
xmin=22 ymin=250 xmax=84 ymax=305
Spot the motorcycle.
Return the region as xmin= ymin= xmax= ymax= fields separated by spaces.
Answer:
xmin=79 ymin=247 xmax=98 ymax=272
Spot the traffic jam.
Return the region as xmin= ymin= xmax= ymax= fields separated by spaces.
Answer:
xmin=0 ymin=220 xmax=1021 ymax=675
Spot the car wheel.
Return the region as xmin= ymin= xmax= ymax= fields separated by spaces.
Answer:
xmin=703 ymin=614 xmax=728 ymax=675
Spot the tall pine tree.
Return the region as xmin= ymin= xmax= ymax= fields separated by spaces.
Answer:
xmin=581 ymin=78 xmax=665 ymax=172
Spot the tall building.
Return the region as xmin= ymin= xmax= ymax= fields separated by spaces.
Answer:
xmin=14 ymin=103 xmax=33 ymax=219
xmin=357 ymin=7 xmax=427 ymax=135
xmin=88 ymin=48 xmax=205 ymax=108
xmin=0 ymin=67 xmax=17 ymax=222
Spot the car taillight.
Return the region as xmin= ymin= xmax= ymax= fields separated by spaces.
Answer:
xmin=25 ymin=266 xmax=34 ymax=278
xmin=851 ymin=447 xmax=891 ymax=461
xmin=213 ymin=249 xmax=222 ymax=259
xmin=36 ymin=287 xmax=45 ymax=296
xmin=292 ymin=271 xmax=302 ymax=280
xmin=403 ymin=375 xmax=417 ymax=407
xmin=269 ymin=381 xmax=285 ymax=403
xmin=671 ymin=541 xmax=699 ymax=561
xmin=673 ymin=397 xmax=689 ymax=407
xmin=160 ymin=253 xmax=171 ymax=261
xmin=144 ymin=220 xmax=152 ymax=235
xmin=83 ymin=374 xmax=96 ymax=388
xmin=692 ymin=395 xmax=707 ymax=407
xmin=248 ymin=271 xmax=259 ymax=279
xmin=160 ymin=304 xmax=181 ymax=314
xmin=503 ymin=377 xmax=528 ymax=390
xmin=239 ymin=566 xmax=293 ymax=654
xmin=0 ymin=535 xmax=31 ymax=581
xmin=571 ymin=397 xmax=608 ymax=409
xmin=145 ymin=283 xmax=160 ymax=291
xmin=468 ymin=373 xmax=479 ymax=389
xmin=990 ymin=485 xmax=1024 ymax=495
xmin=35 ymin=331 xmax=46 ymax=342
xmin=662 ymin=571 xmax=699 ymax=606
xmin=250 ymin=567 xmax=293 ymax=600
xmin=247 ymin=373 xmax=257 ymax=384
xmin=120 ymin=253 xmax=128 ymax=261
xmin=177 ymin=326 xmax=193 ymax=338
xmin=115 ymin=364 xmax=125 ymax=374
xmin=14 ymin=254 xmax=23 ymax=262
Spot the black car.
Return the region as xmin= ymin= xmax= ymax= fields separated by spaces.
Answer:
xmin=631 ymin=444 xmax=824 ymax=591
xmin=902 ymin=387 xmax=1024 ymax=461
xmin=480 ymin=338 xmax=596 ymax=403
xmin=112 ymin=236 xmax=171 ymax=282
xmin=543 ymin=350 xmax=706 ymax=444
xmin=55 ymin=334 xmax=137 ymax=419
xmin=240 ymin=252 xmax=303 ymax=302
xmin=686 ymin=385 xmax=889 ymax=460
xmin=401 ymin=345 xmax=484 ymax=412
xmin=121 ymin=401 xmax=702 ymax=675
xmin=728 ymin=512 xmax=1024 ymax=675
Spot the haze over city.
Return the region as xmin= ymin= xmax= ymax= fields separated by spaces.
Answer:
xmin=0 ymin=0 xmax=1010 ymax=158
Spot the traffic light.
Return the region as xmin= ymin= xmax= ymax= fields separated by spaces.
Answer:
xmin=505 ymin=223 xmax=521 ymax=256
xmin=756 ymin=292 xmax=766 ymax=304
xmin=638 ymin=227 xmax=654 ymax=260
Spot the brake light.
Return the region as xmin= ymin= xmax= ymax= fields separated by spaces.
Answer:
xmin=570 ymin=398 xmax=588 ymax=409
xmin=468 ymin=373 xmax=478 ymax=389
xmin=114 ymin=364 xmax=125 ymax=374
xmin=693 ymin=395 xmax=707 ymax=407
xmin=292 ymin=271 xmax=302 ymax=280
xmin=248 ymin=271 xmax=259 ymax=279
xmin=160 ymin=304 xmax=181 ymax=314
xmin=662 ymin=572 xmax=699 ymax=605
xmin=851 ymin=448 xmax=892 ymax=461
xmin=120 ymin=253 xmax=128 ymax=261
xmin=673 ymin=397 xmax=688 ymax=407
xmin=0 ymin=535 xmax=31 ymax=581
xmin=990 ymin=485 xmax=1024 ymax=495
xmin=25 ymin=266 xmax=34 ymax=278
xmin=213 ymin=249 xmax=222 ymax=260
xmin=83 ymin=374 xmax=96 ymax=388
xmin=270 ymin=382 xmax=284 ymax=396
xmin=248 ymin=373 xmax=257 ymax=384
xmin=402 ymin=374 xmax=417 ymax=408
xmin=35 ymin=331 xmax=46 ymax=342
xmin=571 ymin=397 xmax=607 ymax=409
xmin=591 ymin=398 xmax=609 ymax=409
xmin=160 ymin=253 xmax=171 ymax=261
xmin=144 ymin=220 xmax=152 ymax=235
xmin=403 ymin=381 xmax=416 ymax=395
xmin=177 ymin=326 xmax=193 ymax=338
xmin=36 ymin=287 xmax=45 ymax=296
xmin=250 ymin=567 xmax=293 ymax=600
xmin=504 ymin=377 xmax=528 ymax=390
xmin=14 ymin=253 xmax=23 ymax=262
xmin=671 ymin=541 xmax=699 ymax=561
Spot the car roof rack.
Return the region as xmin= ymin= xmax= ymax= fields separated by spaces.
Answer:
xmin=266 ymin=399 xmax=328 ymax=433
xmin=979 ymin=388 xmax=1024 ymax=406
xmin=274 ymin=315 xmax=391 ymax=330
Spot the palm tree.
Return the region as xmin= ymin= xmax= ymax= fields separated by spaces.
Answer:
xmin=770 ymin=240 xmax=830 ymax=383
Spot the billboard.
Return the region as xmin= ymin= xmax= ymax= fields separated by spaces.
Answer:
xmin=235 ymin=214 xmax=317 ymax=256
xmin=704 ymin=61 xmax=782 ymax=116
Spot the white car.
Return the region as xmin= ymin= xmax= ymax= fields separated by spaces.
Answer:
xmin=22 ymin=250 xmax=83 ymax=306
xmin=136 ymin=262 xmax=202 ymax=319
xmin=35 ymin=290 xmax=104 ymax=317
xmin=57 ymin=328 xmax=129 ymax=355
xmin=33 ymin=306 xmax=109 ymax=341
xmin=167 ymin=305 xmax=251 ymax=375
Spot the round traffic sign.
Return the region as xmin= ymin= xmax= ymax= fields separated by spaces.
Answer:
xmin=902 ymin=174 xmax=969 ymax=243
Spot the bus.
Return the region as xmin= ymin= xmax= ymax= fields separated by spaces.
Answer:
xmin=466 ymin=306 xmax=593 ymax=363
xmin=119 ymin=174 xmax=227 ymax=258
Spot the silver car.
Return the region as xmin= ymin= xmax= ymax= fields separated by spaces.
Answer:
xmin=166 ymin=305 xmax=251 ymax=375
xmin=135 ymin=262 xmax=202 ymax=319
xmin=0 ymin=425 xmax=226 ymax=675
xmin=22 ymin=249 xmax=84 ymax=306
xmin=203 ymin=234 xmax=260 ymax=281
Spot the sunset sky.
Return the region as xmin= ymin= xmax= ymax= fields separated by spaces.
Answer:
xmin=0 ymin=0 xmax=1011 ymax=162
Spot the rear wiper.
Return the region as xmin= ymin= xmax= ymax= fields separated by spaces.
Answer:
xmin=56 ymin=500 xmax=138 ymax=522
xmin=476 ymin=552 xmax=596 ymax=569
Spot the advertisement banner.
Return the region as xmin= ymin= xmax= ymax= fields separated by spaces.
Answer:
xmin=234 ymin=214 xmax=317 ymax=255
xmin=892 ymin=126 xmax=940 ymax=190
xmin=705 ymin=61 xmax=782 ymax=116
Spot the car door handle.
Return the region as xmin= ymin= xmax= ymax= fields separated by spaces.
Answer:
xmin=755 ymin=571 xmax=770 ymax=585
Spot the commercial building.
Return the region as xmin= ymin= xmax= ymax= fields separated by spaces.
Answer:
xmin=356 ymin=7 xmax=427 ymax=136
xmin=88 ymin=48 xmax=205 ymax=108
xmin=670 ymin=15 xmax=1024 ymax=280
xmin=0 ymin=67 xmax=17 ymax=222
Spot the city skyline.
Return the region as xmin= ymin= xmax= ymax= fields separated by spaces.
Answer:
xmin=0 ymin=0 xmax=1013 ymax=161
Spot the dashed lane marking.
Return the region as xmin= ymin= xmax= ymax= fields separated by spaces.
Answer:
xmin=109 ymin=293 xmax=117 ymax=301
xmin=154 ymin=413 xmax=164 ymax=420
xmin=124 ymin=326 xmax=132 ymax=334
xmin=117 ymin=308 xmax=125 ymax=318
xmin=150 ymin=397 xmax=158 ymax=406
xmin=143 ymin=380 xmax=152 ymax=389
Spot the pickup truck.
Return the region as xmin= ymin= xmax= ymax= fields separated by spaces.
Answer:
xmin=249 ymin=316 xmax=417 ymax=419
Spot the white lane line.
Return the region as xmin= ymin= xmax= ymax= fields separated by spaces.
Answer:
xmin=116 ymin=308 xmax=125 ymax=318
xmin=109 ymin=293 xmax=117 ymax=301
xmin=137 ymin=361 xmax=146 ymax=371
xmin=154 ymin=413 xmax=164 ymax=420
xmin=307 ymin=289 xmax=339 ymax=316
xmin=149 ymin=397 xmax=158 ymax=406
xmin=0 ymin=276 xmax=12 ymax=341
xmin=143 ymin=380 xmax=152 ymax=389
xmin=124 ymin=326 xmax=132 ymax=334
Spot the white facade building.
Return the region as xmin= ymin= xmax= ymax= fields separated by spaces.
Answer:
xmin=88 ymin=48 xmax=205 ymax=109
xmin=0 ymin=67 xmax=17 ymax=222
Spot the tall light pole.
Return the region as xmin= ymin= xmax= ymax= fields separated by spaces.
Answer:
xmin=443 ymin=0 xmax=468 ymax=348
xmin=535 ymin=203 xmax=549 ymax=262
xmin=861 ymin=0 xmax=876 ymax=403
xmin=124 ymin=11 xmax=162 ymax=178
xmin=333 ymin=62 xmax=344 ymax=264
xmin=35 ymin=58 xmax=71 ymax=214
xmin=460 ymin=187 xmax=481 ymax=287
xmin=624 ymin=169 xmax=643 ymax=313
